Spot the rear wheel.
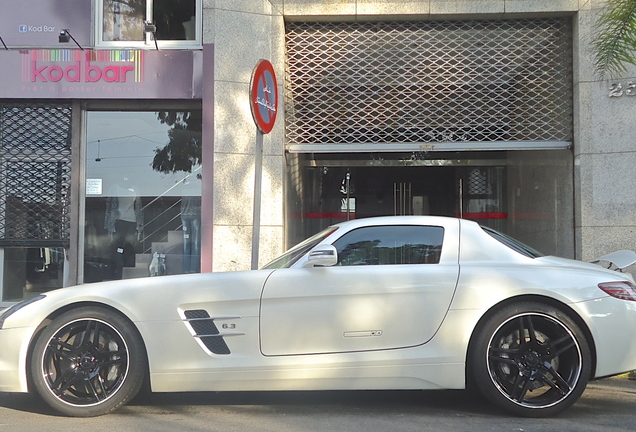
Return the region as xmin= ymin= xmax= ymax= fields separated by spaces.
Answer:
xmin=468 ymin=302 xmax=591 ymax=417
xmin=30 ymin=307 xmax=146 ymax=417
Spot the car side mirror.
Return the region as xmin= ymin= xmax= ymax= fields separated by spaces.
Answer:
xmin=304 ymin=245 xmax=338 ymax=268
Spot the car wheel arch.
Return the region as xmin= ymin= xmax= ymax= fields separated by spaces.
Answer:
xmin=26 ymin=301 xmax=150 ymax=394
xmin=464 ymin=294 xmax=597 ymax=390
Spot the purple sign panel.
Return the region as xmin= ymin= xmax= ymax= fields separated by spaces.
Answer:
xmin=0 ymin=0 xmax=91 ymax=48
xmin=0 ymin=49 xmax=203 ymax=99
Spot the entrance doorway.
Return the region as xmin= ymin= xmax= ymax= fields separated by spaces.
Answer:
xmin=288 ymin=150 xmax=574 ymax=258
xmin=339 ymin=166 xmax=458 ymax=218
xmin=300 ymin=165 xmax=502 ymax=221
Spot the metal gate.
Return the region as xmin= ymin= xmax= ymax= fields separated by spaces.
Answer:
xmin=0 ymin=102 xmax=72 ymax=247
xmin=285 ymin=18 xmax=573 ymax=151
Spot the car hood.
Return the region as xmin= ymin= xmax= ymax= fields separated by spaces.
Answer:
xmin=4 ymin=270 xmax=276 ymax=329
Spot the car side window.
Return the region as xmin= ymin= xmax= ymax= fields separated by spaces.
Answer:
xmin=331 ymin=225 xmax=444 ymax=266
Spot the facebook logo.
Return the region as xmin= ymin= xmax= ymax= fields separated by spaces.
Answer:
xmin=19 ymin=25 xmax=27 ymax=33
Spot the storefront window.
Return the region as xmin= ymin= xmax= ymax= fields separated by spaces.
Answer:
xmin=99 ymin=0 xmax=201 ymax=47
xmin=84 ymin=110 xmax=202 ymax=282
xmin=0 ymin=102 xmax=72 ymax=304
xmin=288 ymin=150 xmax=574 ymax=259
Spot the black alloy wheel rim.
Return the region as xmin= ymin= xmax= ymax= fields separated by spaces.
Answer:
xmin=486 ymin=312 xmax=583 ymax=409
xmin=41 ymin=318 xmax=129 ymax=406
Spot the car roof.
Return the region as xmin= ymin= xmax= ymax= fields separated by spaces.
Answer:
xmin=331 ymin=215 xmax=473 ymax=230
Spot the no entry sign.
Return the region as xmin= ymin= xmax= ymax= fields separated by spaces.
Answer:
xmin=250 ymin=59 xmax=278 ymax=134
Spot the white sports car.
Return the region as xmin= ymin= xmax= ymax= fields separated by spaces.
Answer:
xmin=1 ymin=216 xmax=636 ymax=418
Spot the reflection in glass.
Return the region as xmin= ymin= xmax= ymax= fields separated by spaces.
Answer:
xmin=103 ymin=0 xmax=145 ymax=42
xmin=84 ymin=110 xmax=202 ymax=282
xmin=2 ymin=247 xmax=65 ymax=302
xmin=332 ymin=226 xmax=444 ymax=266
xmin=102 ymin=0 xmax=197 ymax=43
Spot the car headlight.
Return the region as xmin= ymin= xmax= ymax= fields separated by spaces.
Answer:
xmin=0 ymin=295 xmax=46 ymax=329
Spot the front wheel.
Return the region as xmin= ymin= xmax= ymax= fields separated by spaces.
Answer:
xmin=468 ymin=302 xmax=591 ymax=417
xmin=30 ymin=307 xmax=146 ymax=417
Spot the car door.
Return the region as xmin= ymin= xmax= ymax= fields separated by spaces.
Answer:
xmin=259 ymin=222 xmax=460 ymax=356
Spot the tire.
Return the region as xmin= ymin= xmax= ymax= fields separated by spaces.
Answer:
xmin=30 ymin=307 xmax=146 ymax=417
xmin=468 ymin=302 xmax=591 ymax=417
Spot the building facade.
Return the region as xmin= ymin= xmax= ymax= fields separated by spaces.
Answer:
xmin=0 ymin=0 xmax=632 ymax=305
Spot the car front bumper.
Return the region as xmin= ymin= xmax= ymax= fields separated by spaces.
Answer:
xmin=0 ymin=326 xmax=34 ymax=393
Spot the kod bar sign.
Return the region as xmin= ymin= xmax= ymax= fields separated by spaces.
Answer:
xmin=31 ymin=59 xmax=133 ymax=83
xmin=25 ymin=50 xmax=144 ymax=84
xmin=0 ymin=48 xmax=200 ymax=99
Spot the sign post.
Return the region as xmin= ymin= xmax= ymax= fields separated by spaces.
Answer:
xmin=249 ymin=59 xmax=278 ymax=269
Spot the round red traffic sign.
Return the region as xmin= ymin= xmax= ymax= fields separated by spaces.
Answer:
xmin=250 ymin=59 xmax=278 ymax=134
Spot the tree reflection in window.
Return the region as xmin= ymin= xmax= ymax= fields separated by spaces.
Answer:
xmin=149 ymin=109 xmax=202 ymax=275
xmin=102 ymin=0 xmax=197 ymax=42
xmin=152 ymin=110 xmax=201 ymax=174
xmin=103 ymin=0 xmax=145 ymax=41
xmin=333 ymin=226 xmax=444 ymax=266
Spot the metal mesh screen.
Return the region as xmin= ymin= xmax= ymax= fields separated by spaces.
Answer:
xmin=0 ymin=102 xmax=72 ymax=247
xmin=465 ymin=168 xmax=492 ymax=195
xmin=285 ymin=18 xmax=573 ymax=148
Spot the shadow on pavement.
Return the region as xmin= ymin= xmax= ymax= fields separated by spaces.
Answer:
xmin=2 ymin=377 xmax=635 ymax=419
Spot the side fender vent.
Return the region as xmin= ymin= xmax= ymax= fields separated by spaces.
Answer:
xmin=183 ymin=309 xmax=231 ymax=355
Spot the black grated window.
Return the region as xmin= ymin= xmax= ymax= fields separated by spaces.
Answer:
xmin=0 ymin=102 xmax=72 ymax=247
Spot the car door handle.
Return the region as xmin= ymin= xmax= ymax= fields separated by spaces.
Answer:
xmin=343 ymin=330 xmax=383 ymax=338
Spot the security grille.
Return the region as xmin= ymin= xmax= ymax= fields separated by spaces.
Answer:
xmin=466 ymin=168 xmax=492 ymax=195
xmin=0 ymin=102 xmax=72 ymax=247
xmin=285 ymin=18 xmax=573 ymax=148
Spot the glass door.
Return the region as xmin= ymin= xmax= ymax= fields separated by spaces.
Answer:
xmin=289 ymin=150 xmax=574 ymax=258
xmin=83 ymin=110 xmax=202 ymax=282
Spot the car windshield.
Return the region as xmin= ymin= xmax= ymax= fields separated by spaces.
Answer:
xmin=482 ymin=227 xmax=544 ymax=258
xmin=262 ymin=227 xmax=339 ymax=269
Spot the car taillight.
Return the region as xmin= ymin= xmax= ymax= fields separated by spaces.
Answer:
xmin=598 ymin=281 xmax=636 ymax=301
